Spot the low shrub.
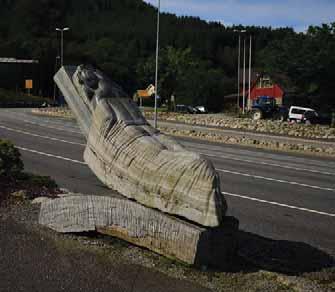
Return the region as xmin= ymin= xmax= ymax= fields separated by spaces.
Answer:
xmin=15 ymin=173 xmax=59 ymax=199
xmin=0 ymin=140 xmax=59 ymax=204
xmin=0 ymin=139 xmax=23 ymax=204
xmin=0 ymin=139 xmax=23 ymax=179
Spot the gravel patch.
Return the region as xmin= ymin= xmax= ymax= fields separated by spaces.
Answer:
xmin=1 ymin=195 xmax=334 ymax=292
xmin=144 ymin=112 xmax=335 ymax=141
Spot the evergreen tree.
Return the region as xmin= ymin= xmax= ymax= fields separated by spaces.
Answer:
xmin=0 ymin=0 xmax=333 ymax=110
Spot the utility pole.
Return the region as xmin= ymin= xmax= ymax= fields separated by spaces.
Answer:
xmin=154 ymin=0 xmax=160 ymax=129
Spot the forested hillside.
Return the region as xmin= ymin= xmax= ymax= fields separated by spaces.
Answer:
xmin=0 ymin=0 xmax=334 ymax=111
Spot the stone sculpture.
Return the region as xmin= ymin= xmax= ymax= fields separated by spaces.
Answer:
xmin=54 ymin=65 xmax=227 ymax=227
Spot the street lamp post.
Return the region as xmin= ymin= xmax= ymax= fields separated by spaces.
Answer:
xmin=153 ymin=0 xmax=161 ymax=129
xmin=237 ymin=34 xmax=241 ymax=110
xmin=56 ymin=27 xmax=70 ymax=67
xmin=242 ymin=37 xmax=246 ymax=114
xmin=248 ymin=35 xmax=252 ymax=110
xmin=234 ymin=30 xmax=246 ymax=112
xmin=53 ymin=55 xmax=61 ymax=102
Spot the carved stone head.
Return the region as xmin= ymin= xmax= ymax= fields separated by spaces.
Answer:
xmin=73 ymin=65 xmax=128 ymax=109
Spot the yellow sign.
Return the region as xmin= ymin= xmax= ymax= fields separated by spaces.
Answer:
xmin=25 ymin=79 xmax=33 ymax=89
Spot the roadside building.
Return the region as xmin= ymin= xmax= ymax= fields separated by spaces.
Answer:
xmin=133 ymin=84 xmax=155 ymax=107
xmin=0 ymin=58 xmax=39 ymax=95
xmin=249 ymin=73 xmax=284 ymax=106
xmin=225 ymin=70 xmax=289 ymax=110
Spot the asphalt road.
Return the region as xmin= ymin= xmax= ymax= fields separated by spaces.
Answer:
xmin=0 ymin=109 xmax=334 ymax=260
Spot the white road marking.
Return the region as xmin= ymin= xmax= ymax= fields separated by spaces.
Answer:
xmin=2 ymin=123 xmax=333 ymax=192
xmin=5 ymin=120 xmax=335 ymax=178
xmin=4 ymin=109 xmax=80 ymax=130
xmin=15 ymin=144 xmax=334 ymax=216
xmin=5 ymin=110 xmax=335 ymax=174
xmin=31 ymin=116 xmax=80 ymax=130
xmin=217 ymin=168 xmax=335 ymax=192
xmin=17 ymin=146 xmax=87 ymax=165
xmin=22 ymin=118 xmax=81 ymax=134
xmin=0 ymin=125 xmax=86 ymax=146
xmin=200 ymin=152 xmax=335 ymax=176
xmin=222 ymin=191 xmax=335 ymax=217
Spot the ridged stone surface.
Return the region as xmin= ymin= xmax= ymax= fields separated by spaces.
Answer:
xmin=39 ymin=195 xmax=237 ymax=266
xmin=54 ymin=65 xmax=227 ymax=227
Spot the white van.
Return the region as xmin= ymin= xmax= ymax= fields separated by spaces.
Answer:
xmin=288 ymin=106 xmax=318 ymax=124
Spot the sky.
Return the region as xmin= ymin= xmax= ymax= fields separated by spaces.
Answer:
xmin=143 ymin=0 xmax=335 ymax=32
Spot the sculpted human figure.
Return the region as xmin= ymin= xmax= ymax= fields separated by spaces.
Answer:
xmin=55 ymin=64 xmax=227 ymax=227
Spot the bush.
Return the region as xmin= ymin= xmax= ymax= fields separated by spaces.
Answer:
xmin=14 ymin=173 xmax=59 ymax=200
xmin=0 ymin=139 xmax=23 ymax=179
xmin=0 ymin=140 xmax=60 ymax=204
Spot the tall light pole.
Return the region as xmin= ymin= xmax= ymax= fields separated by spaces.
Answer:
xmin=248 ymin=35 xmax=252 ymax=110
xmin=234 ymin=29 xmax=246 ymax=111
xmin=154 ymin=0 xmax=160 ymax=129
xmin=237 ymin=34 xmax=241 ymax=110
xmin=53 ymin=55 xmax=61 ymax=102
xmin=56 ymin=27 xmax=70 ymax=67
xmin=242 ymin=37 xmax=246 ymax=114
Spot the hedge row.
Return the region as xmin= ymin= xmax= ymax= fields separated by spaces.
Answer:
xmin=0 ymin=88 xmax=50 ymax=107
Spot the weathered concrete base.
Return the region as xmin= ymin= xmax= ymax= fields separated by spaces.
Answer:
xmin=39 ymin=195 xmax=238 ymax=266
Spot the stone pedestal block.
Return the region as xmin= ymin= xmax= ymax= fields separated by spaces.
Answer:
xmin=39 ymin=195 xmax=238 ymax=266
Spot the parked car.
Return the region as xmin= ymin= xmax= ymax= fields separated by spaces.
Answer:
xmin=288 ymin=106 xmax=319 ymax=124
xmin=175 ymin=104 xmax=207 ymax=114
xmin=187 ymin=106 xmax=200 ymax=114
xmin=176 ymin=104 xmax=195 ymax=114
xmin=195 ymin=106 xmax=208 ymax=114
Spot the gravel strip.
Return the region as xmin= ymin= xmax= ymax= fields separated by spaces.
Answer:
xmin=32 ymin=108 xmax=335 ymax=157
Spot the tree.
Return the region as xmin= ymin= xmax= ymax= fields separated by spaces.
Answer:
xmin=136 ymin=47 xmax=227 ymax=111
xmin=0 ymin=0 xmax=333 ymax=111
xmin=258 ymin=22 xmax=335 ymax=110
